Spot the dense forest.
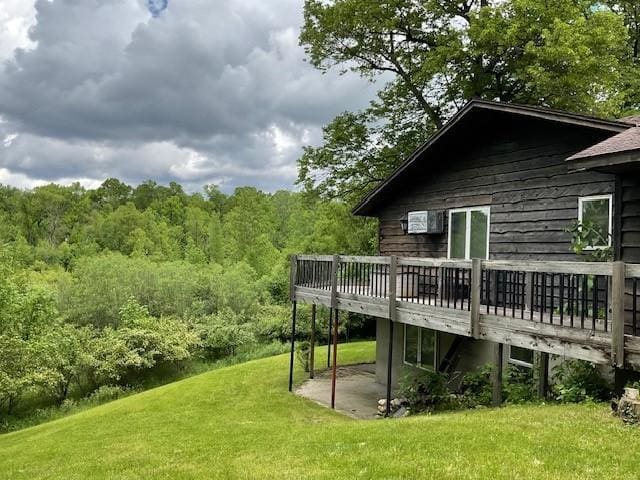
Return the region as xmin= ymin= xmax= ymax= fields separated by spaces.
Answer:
xmin=0 ymin=179 xmax=375 ymax=428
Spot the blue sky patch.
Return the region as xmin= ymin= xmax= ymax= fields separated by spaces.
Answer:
xmin=148 ymin=0 xmax=168 ymax=17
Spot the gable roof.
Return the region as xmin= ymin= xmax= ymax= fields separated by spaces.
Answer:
xmin=352 ymin=99 xmax=631 ymax=216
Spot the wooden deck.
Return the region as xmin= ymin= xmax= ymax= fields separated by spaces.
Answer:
xmin=291 ymin=255 xmax=640 ymax=370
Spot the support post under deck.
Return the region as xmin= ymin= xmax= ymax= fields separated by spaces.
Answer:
xmin=386 ymin=320 xmax=394 ymax=416
xmin=288 ymin=301 xmax=297 ymax=392
xmin=329 ymin=255 xmax=339 ymax=409
xmin=309 ymin=304 xmax=316 ymax=379
xmin=491 ymin=343 xmax=504 ymax=407
xmin=386 ymin=255 xmax=398 ymax=416
xmin=330 ymin=309 xmax=339 ymax=409
xmin=327 ymin=309 xmax=332 ymax=368
xmin=537 ymin=352 xmax=549 ymax=398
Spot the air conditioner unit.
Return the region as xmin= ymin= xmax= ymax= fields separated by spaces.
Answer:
xmin=407 ymin=210 xmax=444 ymax=234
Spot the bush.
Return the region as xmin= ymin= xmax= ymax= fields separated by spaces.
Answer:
xmin=398 ymin=369 xmax=450 ymax=413
xmin=296 ymin=341 xmax=310 ymax=372
xmin=195 ymin=308 xmax=255 ymax=360
xmin=459 ymin=364 xmax=493 ymax=407
xmin=552 ymin=359 xmax=612 ymax=403
xmin=59 ymin=254 xmax=225 ymax=327
xmin=91 ymin=298 xmax=200 ymax=385
xmin=504 ymin=365 xmax=536 ymax=404
xmin=88 ymin=385 xmax=131 ymax=404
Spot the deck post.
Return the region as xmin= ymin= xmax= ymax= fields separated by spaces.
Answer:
xmin=470 ymin=258 xmax=482 ymax=338
xmin=330 ymin=255 xmax=339 ymax=409
xmin=309 ymin=304 xmax=316 ymax=379
xmin=327 ymin=309 xmax=332 ymax=368
xmin=611 ymin=261 xmax=625 ymax=368
xmin=386 ymin=255 xmax=398 ymax=416
xmin=288 ymin=255 xmax=298 ymax=393
xmin=288 ymin=301 xmax=297 ymax=392
xmin=537 ymin=352 xmax=549 ymax=398
xmin=491 ymin=343 xmax=503 ymax=406
xmin=330 ymin=309 xmax=339 ymax=409
xmin=289 ymin=255 xmax=297 ymax=302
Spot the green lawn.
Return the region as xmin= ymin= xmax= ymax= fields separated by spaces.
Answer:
xmin=0 ymin=341 xmax=638 ymax=479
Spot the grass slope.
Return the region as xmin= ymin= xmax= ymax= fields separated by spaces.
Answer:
xmin=0 ymin=341 xmax=638 ymax=480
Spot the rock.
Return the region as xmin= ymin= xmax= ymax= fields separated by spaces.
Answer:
xmin=624 ymin=387 xmax=639 ymax=401
xmin=615 ymin=390 xmax=640 ymax=424
xmin=378 ymin=399 xmax=386 ymax=407
xmin=392 ymin=406 xmax=408 ymax=418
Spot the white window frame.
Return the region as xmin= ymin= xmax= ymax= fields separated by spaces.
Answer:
xmin=403 ymin=325 xmax=437 ymax=371
xmin=577 ymin=194 xmax=613 ymax=250
xmin=447 ymin=206 xmax=491 ymax=260
xmin=508 ymin=345 xmax=534 ymax=368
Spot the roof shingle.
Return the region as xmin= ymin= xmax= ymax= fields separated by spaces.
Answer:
xmin=567 ymin=126 xmax=640 ymax=161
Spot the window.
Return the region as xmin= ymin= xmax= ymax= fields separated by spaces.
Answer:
xmin=404 ymin=325 xmax=437 ymax=370
xmin=509 ymin=346 xmax=534 ymax=368
xmin=448 ymin=206 xmax=490 ymax=259
xmin=578 ymin=195 xmax=612 ymax=249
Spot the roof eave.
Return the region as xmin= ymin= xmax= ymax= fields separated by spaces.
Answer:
xmin=566 ymin=148 xmax=640 ymax=172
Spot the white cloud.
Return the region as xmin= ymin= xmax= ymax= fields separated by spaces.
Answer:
xmin=0 ymin=0 xmax=377 ymax=192
xmin=0 ymin=0 xmax=36 ymax=61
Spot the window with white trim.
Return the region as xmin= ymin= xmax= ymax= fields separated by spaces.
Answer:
xmin=508 ymin=346 xmax=534 ymax=368
xmin=447 ymin=206 xmax=490 ymax=259
xmin=403 ymin=325 xmax=437 ymax=370
xmin=578 ymin=195 xmax=612 ymax=249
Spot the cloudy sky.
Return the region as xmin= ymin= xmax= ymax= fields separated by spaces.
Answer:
xmin=0 ymin=0 xmax=377 ymax=192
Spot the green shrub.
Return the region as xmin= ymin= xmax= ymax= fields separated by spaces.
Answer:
xmin=459 ymin=364 xmax=493 ymax=406
xmin=398 ymin=368 xmax=450 ymax=413
xmin=88 ymin=385 xmax=131 ymax=404
xmin=503 ymin=365 xmax=536 ymax=404
xmin=195 ymin=308 xmax=255 ymax=360
xmin=296 ymin=341 xmax=311 ymax=372
xmin=552 ymin=359 xmax=611 ymax=403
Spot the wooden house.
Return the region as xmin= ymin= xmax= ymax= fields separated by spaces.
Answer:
xmin=288 ymin=100 xmax=640 ymax=410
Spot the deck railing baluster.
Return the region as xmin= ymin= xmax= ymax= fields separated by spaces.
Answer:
xmin=511 ymin=272 xmax=516 ymax=318
xmin=592 ymin=275 xmax=598 ymax=331
xmin=580 ymin=275 xmax=587 ymax=329
xmin=549 ymin=273 xmax=556 ymax=325
xmin=520 ymin=272 xmax=525 ymax=319
xmin=634 ymin=278 xmax=638 ymax=336
xmin=468 ymin=269 xmax=472 ymax=312
xmin=559 ymin=274 xmax=565 ymax=326
xmin=502 ymin=271 xmax=507 ymax=316
xmin=604 ymin=276 xmax=608 ymax=332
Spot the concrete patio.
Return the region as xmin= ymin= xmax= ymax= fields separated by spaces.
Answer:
xmin=295 ymin=363 xmax=385 ymax=419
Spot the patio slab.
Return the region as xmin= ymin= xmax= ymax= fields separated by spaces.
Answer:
xmin=295 ymin=363 xmax=385 ymax=419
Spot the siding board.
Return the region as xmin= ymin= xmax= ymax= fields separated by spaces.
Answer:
xmin=621 ymin=174 xmax=640 ymax=263
xmin=375 ymin=120 xmax=616 ymax=260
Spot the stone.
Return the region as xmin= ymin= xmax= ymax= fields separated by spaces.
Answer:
xmin=392 ymin=406 xmax=408 ymax=418
xmin=624 ymin=387 xmax=639 ymax=401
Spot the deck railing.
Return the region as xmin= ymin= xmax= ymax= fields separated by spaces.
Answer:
xmin=291 ymin=255 xmax=640 ymax=369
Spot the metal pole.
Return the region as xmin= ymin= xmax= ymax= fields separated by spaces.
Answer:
xmin=330 ymin=309 xmax=339 ymax=409
xmin=309 ymin=304 xmax=316 ymax=379
xmin=327 ymin=308 xmax=332 ymax=368
xmin=386 ymin=319 xmax=394 ymax=416
xmin=288 ymin=301 xmax=297 ymax=392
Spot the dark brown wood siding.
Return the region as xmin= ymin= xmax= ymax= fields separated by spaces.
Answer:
xmin=375 ymin=119 xmax=617 ymax=260
xmin=621 ymin=174 xmax=640 ymax=263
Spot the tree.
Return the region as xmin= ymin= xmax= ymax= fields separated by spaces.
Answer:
xmin=299 ymin=0 xmax=633 ymax=203
xmin=90 ymin=178 xmax=132 ymax=211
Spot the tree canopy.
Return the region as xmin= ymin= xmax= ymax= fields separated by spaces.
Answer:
xmin=298 ymin=0 xmax=639 ymax=204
